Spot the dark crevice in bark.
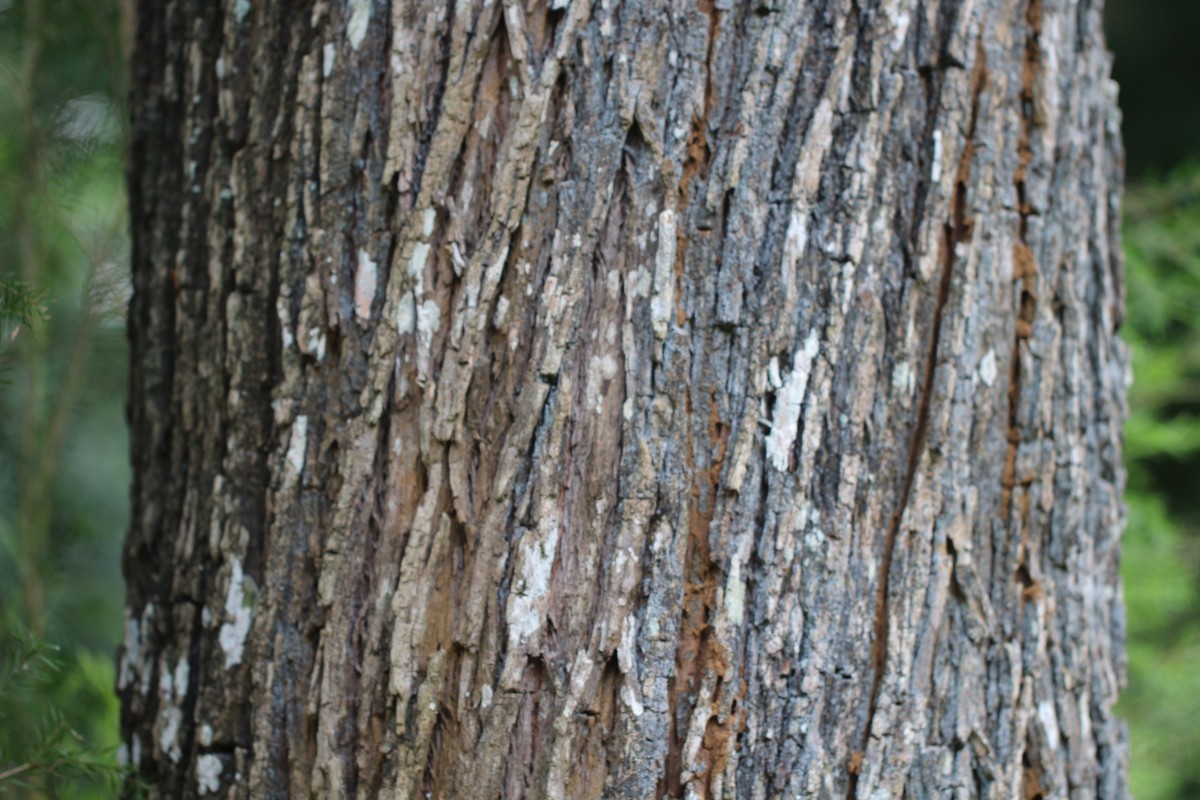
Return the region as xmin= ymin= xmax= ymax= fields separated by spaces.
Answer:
xmin=673 ymin=0 xmax=720 ymax=331
xmin=1022 ymin=750 xmax=1047 ymax=800
xmin=853 ymin=32 xmax=988 ymax=800
xmin=1004 ymin=0 xmax=1043 ymax=606
xmin=342 ymin=372 xmax=397 ymax=797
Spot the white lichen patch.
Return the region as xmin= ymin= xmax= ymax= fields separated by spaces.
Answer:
xmin=396 ymin=291 xmax=416 ymax=334
xmin=199 ymin=724 xmax=214 ymax=747
xmin=978 ymin=348 xmax=998 ymax=387
xmin=408 ymin=242 xmax=430 ymax=291
xmin=417 ymin=299 xmax=441 ymax=335
xmin=118 ymin=613 xmax=141 ymax=689
xmin=493 ymin=295 xmax=510 ymax=328
xmin=354 ymin=248 xmax=377 ymax=321
xmin=218 ymin=557 xmax=254 ymax=669
xmin=347 ymin=0 xmax=371 ymax=51
xmin=767 ymin=356 xmax=783 ymax=390
xmin=197 ymin=754 xmax=223 ymax=794
xmin=286 ymin=415 xmax=308 ymax=476
xmin=422 ymin=207 xmax=436 ymax=237
xmin=234 ymin=0 xmax=251 ymax=24
xmin=322 ymin=43 xmax=336 ymax=78
xmin=892 ymin=360 xmax=915 ymax=398
xmin=650 ymin=210 xmax=676 ymax=340
xmin=450 ymin=242 xmax=467 ymax=275
xmin=277 ymin=298 xmax=294 ymax=350
xmin=159 ymin=705 xmax=183 ymax=763
xmin=931 ymin=129 xmax=944 ymax=184
xmin=1037 ymin=700 xmax=1061 ymax=751
xmin=979 ymin=350 xmax=998 ymax=388
xmin=305 ymin=327 xmax=327 ymax=362
xmin=724 ymin=557 xmax=747 ymax=623
xmin=621 ymin=678 xmax=645 ymax=717
xmin=172 ymin=657 xmax=188 ymax=700
xmin=765 ymin=331 xmax=820 ymax=472
xmin=508 ymin=524 xmax=560 ymax=641
xmin=886 ymin=3 xmax=911 ymax=53
xmin=587 ymin=354 xmax=619 ymax=412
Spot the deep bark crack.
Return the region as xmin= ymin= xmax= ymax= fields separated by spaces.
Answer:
xmin=853 ymin=35 xmax=988 ymax=799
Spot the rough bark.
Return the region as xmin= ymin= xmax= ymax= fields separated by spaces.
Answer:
xmin=120 ymin=0 xmax=1128 ymax=797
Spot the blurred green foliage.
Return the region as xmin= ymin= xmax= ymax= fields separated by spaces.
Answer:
xmin=0 ymin=0 xmax=131 ymax=796
xmin=0 ymin=632 xmax=122 ymax=794
xmin=1117 ymin=165 xmax=1200 ymax=800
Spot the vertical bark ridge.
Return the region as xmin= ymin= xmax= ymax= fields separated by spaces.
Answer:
xmin=856 ymin=29 xmax=989 ymax=800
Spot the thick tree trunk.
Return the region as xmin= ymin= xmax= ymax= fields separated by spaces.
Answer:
xmin=120 ymin=0 xmax=1128 ymax=797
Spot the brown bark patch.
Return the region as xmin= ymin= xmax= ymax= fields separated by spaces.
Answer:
xmin=661 ymin=388 xmax=732 ymax=799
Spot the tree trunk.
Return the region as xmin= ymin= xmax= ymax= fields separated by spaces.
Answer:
xmin=120 ymin=0 xmax=1129 ymax=797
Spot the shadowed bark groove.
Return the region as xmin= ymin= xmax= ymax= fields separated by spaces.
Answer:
xmin=121 ymin=0 xmax=1129 ymax=797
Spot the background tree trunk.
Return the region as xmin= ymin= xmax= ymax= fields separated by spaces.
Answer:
xmin=120 ymin=0 xmax=1128 ymax=797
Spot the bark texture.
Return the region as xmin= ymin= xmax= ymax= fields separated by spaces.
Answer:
xmin=120 ymin=0 xmax=1129 ymax=797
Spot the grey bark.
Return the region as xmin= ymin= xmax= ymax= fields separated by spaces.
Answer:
xmin=120 ymin=0 xmax=1129 ymax=797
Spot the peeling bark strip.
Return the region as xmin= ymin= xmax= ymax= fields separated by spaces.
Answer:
xmin=121 ymin=0 xmax=1129 ymax=798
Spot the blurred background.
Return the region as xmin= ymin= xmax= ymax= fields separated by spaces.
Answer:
xmin=0 ymin=0 xmax=1197 ymax=796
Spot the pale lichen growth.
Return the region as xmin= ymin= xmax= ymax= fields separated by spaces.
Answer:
xmin=159 ymin=705 xmax=183 ymax=763
xmin=978 ymin=348 xmax=998 ymax=387
xmin=218 ymin=557 xmax=254 ymax=669
xmin=892 ymin=360 xmax=915 ymax=398
xmin=347 ymin=0 xmax=371 ymax=51
xmin=354 ymin=247 xmax=377 ymax=321
xmin=322 ymin=43 xmax=335 ymax=78
xmin=1037 ymin=700 xmax=1061 ymax=751
xmin=286 ymin=415 xmax=308 ymax=477
xmin=396 ymin=291 xmax=416 ymax=335
xmin=117 ymin=613 xmax=141 ymax=689
xmin=886 ymin=2 xmax=911 ymax=53
xmin=417 ymin=299 xmax=440 ymax=335
xmin=508 ymin=524 xmax=560 ymax=642
xmin=408 ymin=242 xmax=430 ymax=292
xmin=766 ymin=331 xmax=820 ymax=471
xmin=305 ymin=327 xmax=327 ymax=362
xmin=493 ymin=294 xmax=510 ymax=328
xmin=932 ymin=129 xmax=945 ymax=185
xmin=650 ymin=210 xmax=676 ymax=341
xmin=197 ymin=754 xmax=223 ymax=794
xmin=234 ymin=0 xmax=251 ymax=24
xmin=587 ymin=354 xmax=619 ymax=412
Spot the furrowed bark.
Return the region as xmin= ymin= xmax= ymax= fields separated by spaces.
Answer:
xmin=121 ymin=0 xmax=1129 ymax=797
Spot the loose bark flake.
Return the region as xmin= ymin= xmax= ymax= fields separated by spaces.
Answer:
xmin=121 ymin=0 xmax=1129 ymax=798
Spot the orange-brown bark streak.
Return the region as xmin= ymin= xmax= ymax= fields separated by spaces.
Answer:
xmin=1006 ymin=0 xmax=1046 ymax=621
xmin=661 ymin=2 xmax=727 ymax=797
